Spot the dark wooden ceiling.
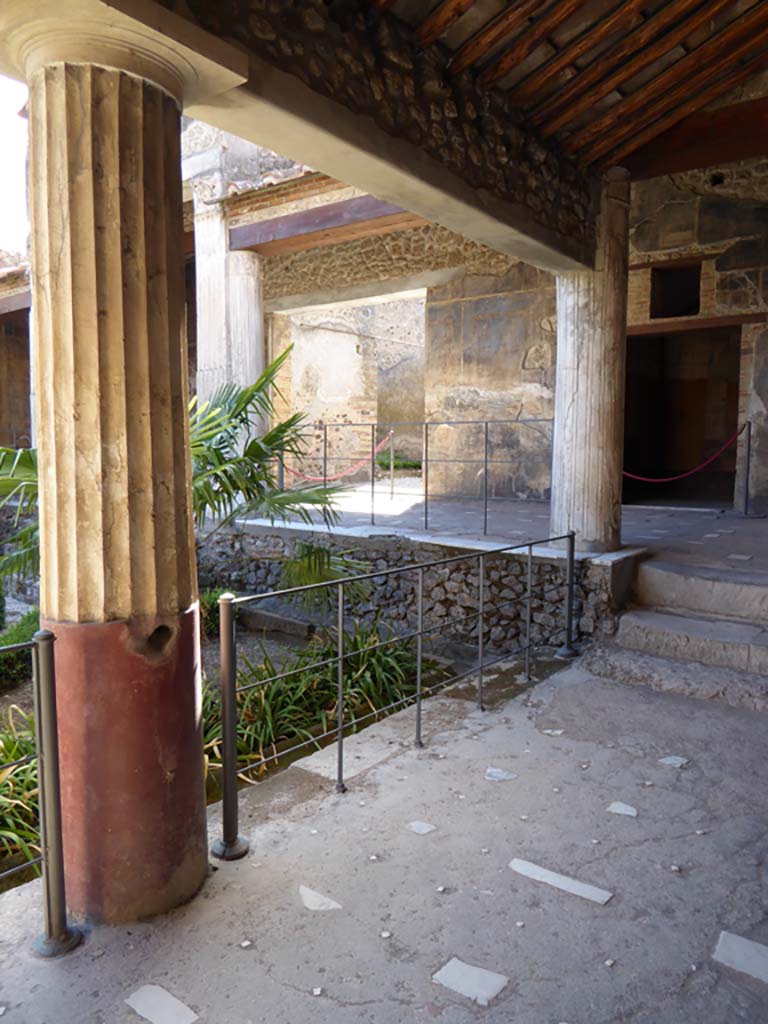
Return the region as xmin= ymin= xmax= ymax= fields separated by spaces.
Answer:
xmin=377 ymin=0 xmax=768 ymax=173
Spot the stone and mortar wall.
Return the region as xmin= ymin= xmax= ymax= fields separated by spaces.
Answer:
xmin=425 ymin=263 xmax=556 ymax=500
xmin=628 ymin=160 xmax=768 ymax=512
xmin=162 ymin=0 xmax=594 ymax=258
xmin=197 ymin=527 xmax=620 ymax=651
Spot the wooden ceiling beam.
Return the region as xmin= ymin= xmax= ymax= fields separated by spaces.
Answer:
xmin=622 ymin=96 xmax=768 ymax=179
xmin=479 ymin=0 xmax=592 ymax=88
xmin=568 ymin=7 xmax=768 ymax=162
xmin=416 ymin=0 xmax=476 ymax=47
xmin=448 ymin=0 xmax=542 ymax=75
xmin=599 ymin=50 xmax=768 ymax=170
xmin=506 ymin=0 xmax=648 ymax=108
xmin=533 ymin=0 xmax=734 ymax=136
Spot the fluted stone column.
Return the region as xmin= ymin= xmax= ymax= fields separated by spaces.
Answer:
xmin=550 ymin=168 xmax=630 ymax=552
xmin=194 ymin=197 xmax=264 ymax=404
xmin=28 ymin=61 xmax=205 ymax=922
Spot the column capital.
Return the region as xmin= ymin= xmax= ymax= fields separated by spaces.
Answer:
xmin=0 ymin=0 xmax=247 ymax=105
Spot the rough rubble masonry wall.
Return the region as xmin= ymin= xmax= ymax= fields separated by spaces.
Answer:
xmin=162 ymin=0 xmax=594 ymax=258
xmin=198 ymin=527 xmax=620 ymax=646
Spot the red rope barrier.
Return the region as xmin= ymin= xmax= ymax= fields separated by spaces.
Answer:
xmin=283 ymin=431 xmax=394 ymax=483
xmin=622 ymin=424 xmax=745 ymax=483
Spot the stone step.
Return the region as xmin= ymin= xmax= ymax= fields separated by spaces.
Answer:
xmin=581 ymin=643 xmax=768 ymax=712
xmin=617 ymin=609 xmax=768 ymax=675
xmin=636 ymin=560 xmax=768 ymax=625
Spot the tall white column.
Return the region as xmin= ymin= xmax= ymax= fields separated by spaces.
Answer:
xmin=194 ymin=197 xmax=264 ymax=403
xmin=550 ymin=168 xmax=630 ymax=553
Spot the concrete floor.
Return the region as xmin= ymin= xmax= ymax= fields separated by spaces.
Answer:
xmin=2 ymin=663 xmax=768 ymax=1023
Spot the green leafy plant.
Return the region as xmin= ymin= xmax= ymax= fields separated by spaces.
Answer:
xmin=278 ymin=542 xmax=372 ymax=615
xmin=203 ymin=621 xmax=426 ymax=777
xmin=0 ymin=608 xmax=39 ymax=692
xmin=0 ymin=706 xmax=40 ymax=875
xmin=0 ymin=348 xmax=339 ymax=583
xmin=375 ymin=453 xmax=422 ymax=471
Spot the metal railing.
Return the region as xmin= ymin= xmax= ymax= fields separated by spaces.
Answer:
xmin=281 ymin=418 xmax=553 ymax=535
xmin=0 ymin=630 xmax=81 ymax=957
xmin=211 ymin=530 xmax=577 ymax=860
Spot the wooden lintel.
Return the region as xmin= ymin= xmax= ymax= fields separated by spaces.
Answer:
xmin=623 ymin=97 xmax=768 ymax=179
xmin=229 ymin=195 xmax=412 ymax=252
xmin=0 ymin=289 xmax=31 ymax=316
xmin=627 ymin=312 xmax=768 ymax=337
xmin=247 ymin=212 xmax=429 ymax=256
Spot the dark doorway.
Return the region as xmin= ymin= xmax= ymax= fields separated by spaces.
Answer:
xmin=623 ymin=326 xmax=740 ymax=506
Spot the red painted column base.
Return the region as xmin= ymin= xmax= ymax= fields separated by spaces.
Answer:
xmin=43 ymin=604 xmax=208 ymax=924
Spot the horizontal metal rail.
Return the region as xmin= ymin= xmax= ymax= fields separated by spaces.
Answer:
xmin=211 ymin=532 xmax=578 ymax=862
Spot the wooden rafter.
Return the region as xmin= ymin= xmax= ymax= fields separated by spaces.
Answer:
xmin=478 ymin=0 xmax=592 ymax=89
xmin=506 ymin=0 xmax=648 ymax=107
xmin=533 ymin=0 xmax=735 ymax=136
xmin=599 ymin=49 xmax=768 ymax=169
xmin=416 ymin=0 xmax=476 ymax=47
xmin=448 ymin=0 xmax=542 ymax=75
xmin=567 ymin=6 xmax=768 ymax=162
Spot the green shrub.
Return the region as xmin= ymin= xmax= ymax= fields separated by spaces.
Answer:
xmin=200 ymin=588 xmax=227 ymax=639
xmin=0 ymin=589 xmax=5 ymax=631
xmin=0 ymin=608 xmax=39 ymax=692
xmin=375 ymin=453 xmax=422 ymax=471
xmin=203 ymin=620 xmax=426 ymax=776
xmin=0 ymin=705 xmax=40 ymax=877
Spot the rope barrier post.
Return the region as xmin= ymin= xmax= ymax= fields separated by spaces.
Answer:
xmin=483 ymin=420 xmax=489 ymax=536
xmin=556 ymin=533 xmax=578 ymax=660
xmin=323 ymin=423 xmax=328 ymax=489
xmin=211 ymin=594 xmax=249 ymax=861
xmin=423 ymin=422 xmax=430 ymax=531
xmin=336 ymin=581 xmax=347 ymax=793
xmin=32 ymin=631 xmax=82 ymax=958
xmin=744 ymin=420 xmax=753 ymax=517
xmin=277 ymin=456 xmax=284 ymax=492
xmin=389 ymin=429 xmax=395 ymax=500
xmin=370 ymin=423 xmax=376 ymax=526
xmin=525 ymin=545 xmax=532 ymax=682
xmin=477 ymin=554 xmax=485 ymax=711
xmin=415 ymin=567 xmax=424 ymax=748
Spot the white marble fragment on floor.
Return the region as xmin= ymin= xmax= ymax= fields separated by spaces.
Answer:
xmin=299 ymin=885 xmax=342 ymax=911
xmin=728 ymin=554 xmax=753 ymax=561
xmin=485 ymin=767 xmax=517 ymax=782
xmin=542 ymin=728 xmax=564 ymax=736
xmin=432 ymin=957 xmax=509 ymax=1006
xmin=608 ymin=801 xmax=638 ymax=818
xmin=408 ymin=820 xmax=436 ymax=835
xmin=658 ymin=755 xmax=689 ymax=768
xmin=713 ymin=931 xmax=768 ymax=984
xmin=509 ymin=858 xmax=613 ymax=905
xmin=125 ymin=985 xmax=198 ymax=1024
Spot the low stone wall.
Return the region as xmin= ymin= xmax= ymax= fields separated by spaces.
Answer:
xmin=197 ymin=526 xmax=621 ymax=651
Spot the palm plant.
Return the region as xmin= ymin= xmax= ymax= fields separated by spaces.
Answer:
xmin=0 ymin=348 xmax=337 ymax=582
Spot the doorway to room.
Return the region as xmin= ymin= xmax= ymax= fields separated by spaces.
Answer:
xmin=623 ymin=325 xmax=741 ymax=507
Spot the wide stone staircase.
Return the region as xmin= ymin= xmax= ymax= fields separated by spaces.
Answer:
xmin=583 ymin=560 xmax=768 ymax=710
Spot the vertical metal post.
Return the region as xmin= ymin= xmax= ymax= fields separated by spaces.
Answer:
xmin=524 ymin=545 xmax=533 ymax=681
xmin=423 ymin=422 xmax=430 ymax=531
xmin=277 ymin=456 xmax=284 ymax=492
xmin=336 ymin=582 xmax=347 ymax=793
xmin=556 ymin=532 xmax=577 ymax=659
xmin=415 ymin=567 xmax=424 ymax=748
xmin=477 ymin=554 xmax=485 ymax=711
xmin=389 ymin=429 xmax=395 ymax=500
xmin=743 ymin=419 xmax=752 ymax=517
xmin=32 ymin=631 xmax=82 ymax=958
xmin=323 ymin=423 xmax=328 ymax=489
xmin=482 ymin=420 xmax=489 ymax=536
xmin=370 ymin=423 xmax=376 ymax=526
xmin=211 ymin=595 xmax=249 ymax=860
